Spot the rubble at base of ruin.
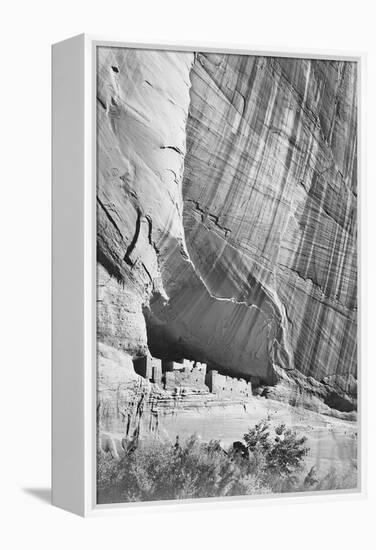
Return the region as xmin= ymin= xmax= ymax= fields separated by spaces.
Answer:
xmin=132 ymin=354 xmax=253 ymax=400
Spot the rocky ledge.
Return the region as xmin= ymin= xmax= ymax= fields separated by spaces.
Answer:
xmin=96 ymin=48 xmax=357 ymax=471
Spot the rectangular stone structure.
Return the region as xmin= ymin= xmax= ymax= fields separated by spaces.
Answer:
xmin=151 ymin=362 xmax=162 ymax=386
xmin=133 ymin=354 xmax=162 ymax=385
xmin=205 ymin=370 xmax=252 ymax=399
xmin=163 ymin=362 xmax=209 ymax=391
xmin=133 ymin=356 xmax=153 ymax=379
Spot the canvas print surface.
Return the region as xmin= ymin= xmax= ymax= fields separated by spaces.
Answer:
xmin=96 ymin=46 xmax=358 ymax=504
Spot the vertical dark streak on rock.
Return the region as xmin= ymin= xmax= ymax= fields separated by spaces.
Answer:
xmin=124 ymin=209 xmax=142 ymax=266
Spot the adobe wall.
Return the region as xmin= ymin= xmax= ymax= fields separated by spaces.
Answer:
xmin=133 ymin=354 xmax=162 ymax=386
xmin=164 ymin=360 xmax=208 ymax=391
xmin=205 ymin=370 xmax=252 ymax=399
xmin=133 ymin=355 xmax=252 ymax=399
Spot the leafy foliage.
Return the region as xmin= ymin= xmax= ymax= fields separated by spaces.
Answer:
xmin=244 ymin=419 xmax=309 ymax=477
xmin=97 ymin=417 xmax=356 ymax=503
xmin=97 ymin=435 xmax=269 ymax=503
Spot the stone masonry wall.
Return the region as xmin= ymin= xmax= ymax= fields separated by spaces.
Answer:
xmin=164 ymin=359 xmax=208 ymax=391
xmin=133 ymin=355 xmax=254 ymax=397
xmin=206 ymin=370 xmax=252 ymax=399
xmin=133 ymin=354 xmax=162 ymax=386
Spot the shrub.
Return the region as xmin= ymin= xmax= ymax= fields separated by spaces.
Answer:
xmin=97 ymin=416 xmax=355 ymax=503
xmin=243 ymin=419 xmax=309 ymax=478
xmin=97 ymin=435 xmax=270 ymax=503
xmin=314 ymin=466 xmax=358 ymax=492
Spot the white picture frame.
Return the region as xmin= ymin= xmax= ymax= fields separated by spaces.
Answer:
xmin=52 ymin=34 xmax=365 ymax=517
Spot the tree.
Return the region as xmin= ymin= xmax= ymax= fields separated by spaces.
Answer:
xmin=243 ymin=420 xmax=309 ymax=477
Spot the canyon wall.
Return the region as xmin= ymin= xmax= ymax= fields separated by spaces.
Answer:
xmin=181 ymin=54 xmax=357 ymax=398
xmin=96 ymin=48 xmax=357 ymax=440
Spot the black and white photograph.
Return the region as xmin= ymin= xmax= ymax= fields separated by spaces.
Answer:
xmin=96 ymin=46 xmax=358 ymax=504
xmin=4 ymin=0 xmax=376 ymax=546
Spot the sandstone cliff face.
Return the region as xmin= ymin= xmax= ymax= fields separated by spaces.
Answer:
xmin=181 ymin=55 xmax=358 ymax=400
xmin=97 ymin=48 xmax=357 ymax=431
xmin=97 ymin=47 xmax=194 ymax=356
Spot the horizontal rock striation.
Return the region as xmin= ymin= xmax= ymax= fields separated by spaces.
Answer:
xmin=180 ymin=54 xmax=357 ymax=403
xmin=96 ymin=47 xmax=358 ymax=440
xmin=98 ymin=343 xmax=357 ymax=479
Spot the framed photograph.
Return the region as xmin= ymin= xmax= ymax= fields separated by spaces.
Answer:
xmin=52 ymin=35 xmax=363 ymax=516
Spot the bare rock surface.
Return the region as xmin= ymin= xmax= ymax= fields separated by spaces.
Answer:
xmin=150 ymin=54 xmax=357 ymax=394
xmin=96 ymin=48 xmax=357 ymax=474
